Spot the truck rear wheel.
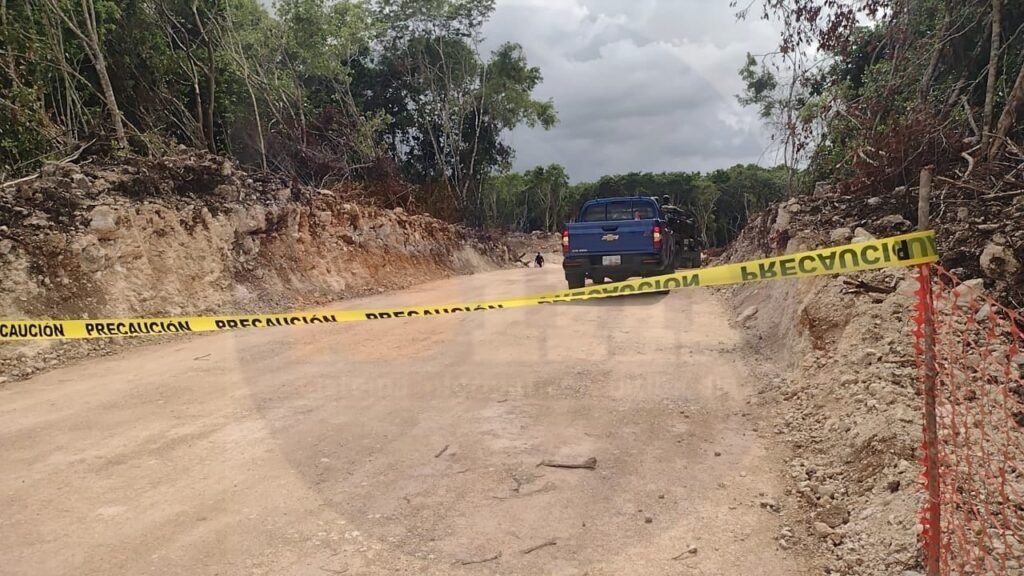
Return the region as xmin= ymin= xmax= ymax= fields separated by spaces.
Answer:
xmin=566 ymin=274 xmax=585 ymax=290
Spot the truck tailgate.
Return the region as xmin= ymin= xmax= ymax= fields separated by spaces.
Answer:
xmin=567 ymin=220 xmax=655 ymax=255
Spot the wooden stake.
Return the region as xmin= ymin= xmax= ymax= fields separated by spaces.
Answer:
xmin=918 ymin=166 xmax=941 ymax=576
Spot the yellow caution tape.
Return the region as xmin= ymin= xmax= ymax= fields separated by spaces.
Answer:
xmin=0 ymin=231 xmax=938 ymax=341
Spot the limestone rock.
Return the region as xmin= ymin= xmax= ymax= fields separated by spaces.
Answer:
xmin=816 ymin=503 xmax=850 ymax=528
xmin=70 ymin=172 xmax=91 ymax=191
xmin=89 ymin=206 xmax=120 ymax=240
xmin=231 ymin=205 xmax=266 ymax=235
xmin=980 ymin=242 xmax=1020 ymax=280
xmin=737 ymin=306 xmax=758 ymax=324
xmin=772 ymin=208 xmax=792 ymax=235
xmin=954 ymin=278 xmax=985 ymax=294
xmin=852 ymin=227 xmax=875 ymax=243
xmin=813 ymin=521 xmax=834 ymax=538
xmin=877 ymin=214 xmax=912 ymax=232
xmin=213 ymin=184 xmax=240 ymax=202
xmin=830 ymin=228 xmax=853 ymax=243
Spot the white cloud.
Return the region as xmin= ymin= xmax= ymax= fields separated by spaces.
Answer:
xmin=482 ymin=0 xmax=781 ymax=181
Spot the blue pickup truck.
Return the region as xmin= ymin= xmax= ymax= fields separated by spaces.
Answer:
xmin=561 ymin=196 xmax=699 ymax=289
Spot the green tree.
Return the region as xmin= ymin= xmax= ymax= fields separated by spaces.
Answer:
xmin=495 ymin=165 xmax=785 ymax=245
xmin=1 ymin=0 xmax=555 ymax=226
xmin=357 ymin=0 xmax=555 ymax=223
xmin=42 ymin=0 xmax=128 ymax=147
xmin=708 ymin=164 xmax=786 ymax=243
xmin=740 ymin=0 xmax=1024 ymax=198
xmin=690 ymin=178 xmax=720 ymax=247
xmin=523 ymin=164 xmax=569 ymax=232
xmin=483 ymin=171 xmax=527 ymax=229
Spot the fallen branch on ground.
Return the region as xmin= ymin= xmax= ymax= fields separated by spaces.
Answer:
xmin=1 ymin=173 xmax=39 ymax=189
xmin=457 ymin=552 xmax=501 ymax=565
xmin=961 ymin=151 xmax=976 ymax=178
xmin=434 ymin=444 xmax=449 ymax=458
xmin=980 ymin=189 xmax=1024 ymax=200
xmin=1 ymin=140 xmax=93 ymax=189
xmin=537 ymin=457 xmax=597 ymax=470
xmin=521 ymin=539 xmax=557 ymax=555
xmin=935 ymin=175 xmax=994 ymax=195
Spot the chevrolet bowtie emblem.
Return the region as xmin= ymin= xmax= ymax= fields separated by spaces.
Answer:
xmin=601 ymin=233 xmax=619 ymax=241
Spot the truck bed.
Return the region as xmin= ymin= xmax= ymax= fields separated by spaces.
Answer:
xmin=564 ymin=219 xmax=658 ymax=256
xmin=561 ymin=197 xmax=673 ymax=288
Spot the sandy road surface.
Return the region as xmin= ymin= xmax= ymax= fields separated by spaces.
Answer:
xmin=1 ymin=264 xmax=816 ymax=576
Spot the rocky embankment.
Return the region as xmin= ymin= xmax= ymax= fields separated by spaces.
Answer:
xmin=721 ymin=185 xmax=1021 ymax=576
xmin=0 ymin=149 xmax=515 ymax=381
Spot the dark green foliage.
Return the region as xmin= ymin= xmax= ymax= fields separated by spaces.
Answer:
xmin=486 ymin=164 xmax=787 ymax=247
xmin=1 ymin=0 xmax=555 ymax=226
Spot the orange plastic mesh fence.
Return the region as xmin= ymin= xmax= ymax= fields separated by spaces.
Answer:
xmin=914 ymin=264 xmax=1024 ymax=575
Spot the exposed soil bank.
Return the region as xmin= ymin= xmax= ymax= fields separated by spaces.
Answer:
xmin=721 ymin=206 xmax=927 ymax=576
xmin=0 ymin=150 xmax=515 ymax=380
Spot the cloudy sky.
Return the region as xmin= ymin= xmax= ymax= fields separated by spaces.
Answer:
xmin=480 ymin=0 xmax=782 ymax=181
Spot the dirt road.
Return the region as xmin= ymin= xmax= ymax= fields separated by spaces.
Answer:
xmin=1 ymin=264 xmax=816 ymax=575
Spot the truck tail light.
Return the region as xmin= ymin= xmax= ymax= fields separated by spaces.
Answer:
xmin=561 ymin=229 xmax=570 ymax=254
xmin=652 ymin=224 xmax=663 ymax=250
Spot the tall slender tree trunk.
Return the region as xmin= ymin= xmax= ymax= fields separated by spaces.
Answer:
xmin=245 ymin=79 xmax=267 ymax=171
xmin=203 ymin=41 xmax=216 ymax=153
xmin=192 ymin=1 xmax=216 ymax=153
xmin=981 ymin=0 xmax=1002 ymax=152
xmin=918 ymin=6 xmax=950 ymax=104
xmin=90 ymin=38 xmax=127 ymax=147
xmin=886 ymin=0 xmax=911 ymax=89
xmin=490 ymin=183 xmax=497 ymax=227
xmin=49 ymin=0 xmax=128 ymax=147
xmin=989 ymin=54 xmax=1024 ymax=159
xmin=941 ymin=17 xmax=990 ymax=119
xmin=291 ymin=78 xmax=307 ymax=148
xmin=189 ymin=60 xmax=205 ymax=145
xmin=783 ymin=52 xmax=798 ymax=197
xmin=1 ymin=0 xmax=16 ymax=86
xmin=546 ymin=188 xmax=552 ymax=232
xmin=549 ymin=186 xmax=558 ymax=232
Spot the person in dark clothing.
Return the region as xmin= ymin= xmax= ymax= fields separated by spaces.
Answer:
xmin=659 ymin=195 xmax=695 ymax=241
xmin=658 ymin=195 xmax=703 ymax=269
xmin=660 ymin=195 xmax=686 ymax=220
xmin=534 ymin=252 xmax=545 ymax=268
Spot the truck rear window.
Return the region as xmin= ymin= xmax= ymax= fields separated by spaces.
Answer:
xmin=606 ymin=201 xmax=633 ymax=221
xmin=579 ymin=200 xmax=657 ymax=222
xmin=607 ymin=201 xmax=656 ymax=221
xmin=632 ymin=203 xmax=656 ymax=219
xmin=580 ymin=204 xmax=607 ymax=222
